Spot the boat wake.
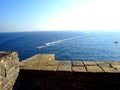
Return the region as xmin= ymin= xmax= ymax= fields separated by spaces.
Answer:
xmin=37 ymin=36 xmax=79 ymax=49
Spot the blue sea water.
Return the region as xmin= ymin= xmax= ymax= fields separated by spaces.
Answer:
xmin=0 ymin=31 xmax=120 ymax=61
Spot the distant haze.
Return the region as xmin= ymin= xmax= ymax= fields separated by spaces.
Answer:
xmin=0 ymin=0 xmax=120 ymax=32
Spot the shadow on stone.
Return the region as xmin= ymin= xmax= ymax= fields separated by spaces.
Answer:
xmin=19 ymin=70 xmax=120 ymax=90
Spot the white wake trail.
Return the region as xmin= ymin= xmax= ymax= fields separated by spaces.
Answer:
xmin=37 ymin=36 xmax=79 ymax=49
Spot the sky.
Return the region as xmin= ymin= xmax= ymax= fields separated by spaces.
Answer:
xmin=0 ymin=0 xmax=120 ymax=32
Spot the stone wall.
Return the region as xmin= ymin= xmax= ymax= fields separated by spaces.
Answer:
xmin=19 ymin=70 xmax=120 ymax=90
xmin=0 ymin=51 xmax=19 ymax=90
xmin=1 ymin=51 xmax=120 ymax=90
xmin=19 ymin=54 xmax=120 ymax=90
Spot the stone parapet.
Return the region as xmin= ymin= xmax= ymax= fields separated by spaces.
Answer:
xmin=20 ymin=54 xmax=55 ymax=70
xmin=19 ymin=54 xmax=120 ymax=90
xmin=1 ymin=52 xmax=120 ymax=90
xmin=0 ymin=51 xmax=19 ymax=90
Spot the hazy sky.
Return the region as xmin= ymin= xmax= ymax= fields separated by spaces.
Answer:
xmin=0 ymin=0 xmax=120 ymax=32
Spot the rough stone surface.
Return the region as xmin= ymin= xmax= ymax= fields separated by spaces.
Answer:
xmin=0 ymin=51 xmax=19 ymax=90
xmin=1 ymin=52 xmax=120 ymax=90
xmin=57 ymin=61 xmax=71 ymax=71
xmin=19 ymin=55 xmax=120 ymax=90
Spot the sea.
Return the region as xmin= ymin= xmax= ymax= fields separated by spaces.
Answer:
xmin=0 ymin=31 xmax=120 ymax=61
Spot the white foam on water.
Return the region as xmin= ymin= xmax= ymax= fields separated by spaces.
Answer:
xmin=37 ymin=36 xmax=80 ymax=49
xmin=37 ymin=46 xmax=46 ymax=49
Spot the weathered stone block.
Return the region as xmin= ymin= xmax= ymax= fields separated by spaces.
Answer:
xmin=0 ymin=80 xmax=2 ymax=89
xmin=6 ymin=66 xmax=19 ymax=79
xmin=83 ymin=61 xmax=97 ymax=66
xmin=57 ymin=61 xmax=71 ymax=71
xmin=4 ymin=57 xmax=19 ymax=71
xmin=86 ymin=66 xmax=103 ymax=72
xmin=101 ymin=67 xmax=118 ymax=72
xmin=0 ymin=64 xmax=5 ymax=77
xmin=72 ymin=61 xmax=84 ymax=66
xmin=72 ymin=66 xmax=86 ymax=72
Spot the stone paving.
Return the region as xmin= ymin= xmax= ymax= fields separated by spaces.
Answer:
xmin=20 ymin=54 xmax=120 ymax=73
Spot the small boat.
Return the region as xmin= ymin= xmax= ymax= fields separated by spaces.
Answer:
xmin=114 ymin=41 xmax=118 ymax=44
xmin=44 ymin=43 xmax=50 ymax=46
xmin=37 ymin=46 xmax=45 ymax=49
xmin=44 ymin=43 xmax=47 ymax=46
